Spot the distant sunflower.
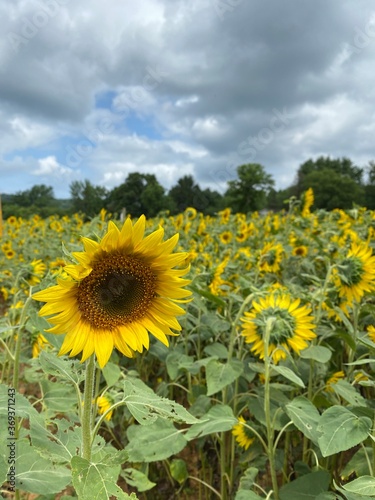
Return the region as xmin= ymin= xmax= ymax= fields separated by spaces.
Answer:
xmin=335 ymin=243 xmax=375 ymax=303
xmin=301 ymin=188 xmax=314 ymax=217
xmin=32 ymin=333 xmax=50 ymax=358
xmin=33 ymin=216 xmax=191 ymax=368
xmin=242 ymin=292 xmax=316 ymax=364
xmin=219 ymin=230 xmax=232 ymax=244
xmin=27 ymin=259 xmax=47 ymax=286
xmin=292 ymin=245 xmax=308 ymax=258
xmin=258 ymin=242 xmax=284 ymax=273
xmin=96 ymin=395 xmax=114 ymax=421
xmin=232 ymin=416 xmax=254 ymax=450
xmin=367 ymin=325 xmax=375 ymax=343
xmin=325 ymin=370 xmax=345 ymax=392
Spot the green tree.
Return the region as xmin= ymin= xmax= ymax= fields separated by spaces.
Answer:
xmin=364 ymin=160 xmax=375 ymax=209
xmin=296 ymin=157 xmax=364 ymax=192
xmin=13 ymin=184 xmax=55 ymax=208
xmin=70 ymin=180 xmax=107 ymax=217
xmin=168 ymin=175 xmax=224 ymax=214
xmin=225 ymin=163 xmax=275 ymax=213
xmin=300 ymin=169 xmax=364 ymax=210
xmin=106 ymin=173 xmax=171 ymax=217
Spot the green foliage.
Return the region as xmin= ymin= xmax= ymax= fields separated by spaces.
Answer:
xmin=70 ymin=179 xmax=107 ymax=217
xmin=105 ymin=172 xmax=172 ymax=217
xmin=317 ymin=406 xmax=372 ymax=457
xmin=225 ymin=163 xmax=275 ymax=212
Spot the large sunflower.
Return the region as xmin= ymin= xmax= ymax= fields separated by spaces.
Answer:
xmin=33 ymin=216 xmax=191 ymax=368
xmin=242 ymin=292 xmax=316 ymax=364
xmin=335 ymin=242 xmax=375 ymax=303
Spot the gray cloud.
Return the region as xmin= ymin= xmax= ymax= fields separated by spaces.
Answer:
xmin=1 ymin=0 xmax=375 ymax=198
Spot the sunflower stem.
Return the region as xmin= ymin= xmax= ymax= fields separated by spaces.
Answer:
xmin=264 ymin=317 xmax=279 ymax=500
xmin=82 ymin=355 xmax=96 ymax=461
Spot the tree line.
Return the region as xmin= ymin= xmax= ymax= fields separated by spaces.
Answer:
xmin=3 ymin=156 xmax=375 ymax=219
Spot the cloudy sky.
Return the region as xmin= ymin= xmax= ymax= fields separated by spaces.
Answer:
xmin=1 ymin=0 xmax=375 ymax=198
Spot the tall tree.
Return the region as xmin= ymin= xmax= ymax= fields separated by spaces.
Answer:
xmin=106 ymin=173 xmax=171 ymax=217
xmin=299 ymin=169 xmax=364 ymax=210
xmin=13 ymin=184 xmax=55 ymax=208
xmin=225 ymin=164 xmax=275 ymax=213
xmin=70 ymin=180 xmax=107 ymax=217
xmin=296 ymin=156 xmax=364 ymax=193
xmin=168 ymin=175 xmax=223 ymax=214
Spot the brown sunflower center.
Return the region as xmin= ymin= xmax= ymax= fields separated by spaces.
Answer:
xmin=77 ymin=251 xmax=156 ymax=329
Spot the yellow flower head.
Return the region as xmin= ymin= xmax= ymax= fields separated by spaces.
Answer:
xmin=335 ymin=242 xmax=375 ymax=303
xmin=242 ymin=292 xmax=316 ymax=364
xmin=27 ymin=259 xmax=47 ymax=286
xmin=32 ymin=333 xmax=50 ymax=358
xmin=292 ymin=245 xmax=308 ymax=258
xmin=219 ymin=230 xmax=233 ymax=245
xmin=301 ymin=188 xmax=314 ymax=217
xmin=258 ymin=242 xmax=284 ymax=274
xmin=367 ymin=325 xmax=375 ymax=343
xmin=326 ymin=370 xmax=345 ymax=392
xmin=96 ymin=395 xmax=113 ymax=421
xmin=232 ymin=416 xmax=254 ymax=450
xmin=33 ymin=216 xmax=191 ymax=368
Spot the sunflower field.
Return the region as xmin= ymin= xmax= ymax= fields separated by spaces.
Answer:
xmin=2 ymin=190 xmax=375 ymax=500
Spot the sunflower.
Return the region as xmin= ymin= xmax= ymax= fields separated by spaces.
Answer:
xmin=367 ymin=325 xmax=375 ymax=343
xmin=33 ymin=216 xmax=191 ymax=368
xmin=242 ymin=292 xmax=316 ymax=364
xmin=325 ymin=370 xmax=345 ymax=392
xmin=32 ymin=333 xmax=50 ymax=358
xmin=219 ymin=230 xmax=233 ymax=244
xmin=335 ymin=242 xmax=375 ymax=303
xmin=292 ymin=245 xmax=308 ymax=258
xmin=96 ymin=394 xmax=114 ymax=421
xmin=27 ymin=259 xmax=47 ymax=286
xmin=258 ymin=242 xmax=284 ymax=274
xmin=301 ymin=188 xmax=314 ymax=216
xmin=232 ymin=416 xmax=254 ymax=450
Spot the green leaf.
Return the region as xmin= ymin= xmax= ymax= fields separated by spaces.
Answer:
xmin=71 ymin=456 xmax=133 ymax=500
xmin=166 ymin=351 xmax=196 ymax=379
xmin=235 ymin=467 xmax=262 ymax=499
xmin=185 ymin=404 xmax=237 ymax=440
xmin=342 ymin=476 xmax=375 ymax=496
xmin=235 ymin=491 xmax=263 ymax=500
xmin=123 ymin=377 xmax=198 ymax=425
xmin=122 ymin=468 xmax=156 ymax=492
xmin=341 ymin=447 xmax=373 ymax=480
xmin=38 ymin=350 xmax=84 ymax=384
xmin=300 ymin=345 xmax=332 ymax=363
xmin=279 ymin=470 xmax=331 ymax=499
xmin=285 ymin=396 xmax=320 ymax=444
xmin=271 ymin=365 xmax=305 ymax=388
xmin=333 ymin=380 xmax=367 ymax=406
xmin=345 ymin=358 xmax=375 ymax=366
xmin=170 ymin=459 xmax=189 ymax=484
xmin=204 ymin=342 xmax=229 ymax=359
xmin=40 ymin=379 xmax=77 ymax=412
xmin=16 ymin=439 xmax=71 ymax=494
xmin=102 ymin=361 xmax=122 ymax=387
xmin=318 ymin=406 xmax=372 ymax=457
xmin=126 ymin=418 xmax=187 ymax=462
xmin=0 ymin=453 xmax=8 ymax=484
xmin=206 ymin=359 xmax=243 ymax=396
xmin=251 ymin=394 xmax=289 ymax=431
xmin=31 ymin=416 xmax=82 ymax=463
